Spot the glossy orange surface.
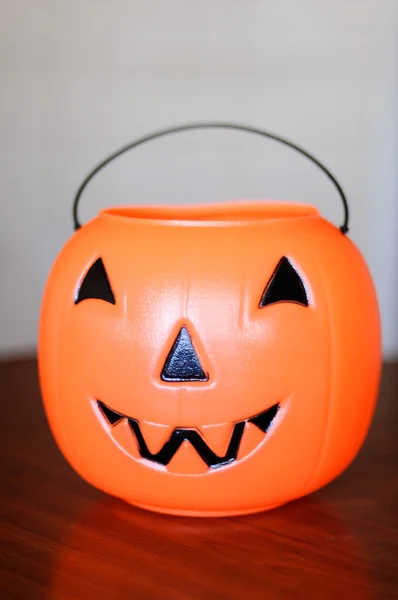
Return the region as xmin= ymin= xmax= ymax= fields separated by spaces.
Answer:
xmin=39 ymin=201 xmax=381 ymax=516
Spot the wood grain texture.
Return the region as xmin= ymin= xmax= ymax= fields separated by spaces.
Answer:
xmin=0 ymin=358 xmax=397 ymax=600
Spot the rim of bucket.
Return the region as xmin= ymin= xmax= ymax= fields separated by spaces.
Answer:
xmin=99 ymin=201 xmax=320 ymax=224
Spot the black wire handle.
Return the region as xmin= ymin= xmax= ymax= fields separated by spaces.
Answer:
xmin=73 ymin=122 xmax=349 ymax=234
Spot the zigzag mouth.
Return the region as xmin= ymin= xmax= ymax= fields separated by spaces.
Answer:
xmin=97 ymin=401 xmax=280 ymax=470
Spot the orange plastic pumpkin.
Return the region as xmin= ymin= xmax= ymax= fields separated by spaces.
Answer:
xmin=39 ymin=124 xmax=381 ymax=516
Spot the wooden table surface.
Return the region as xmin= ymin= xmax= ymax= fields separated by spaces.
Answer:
xmin=0 ymin=358 xmax=397 ymax=600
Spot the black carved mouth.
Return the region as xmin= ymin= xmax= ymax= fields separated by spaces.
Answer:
xmin=97 ymin=401 xmax=280 ymax=470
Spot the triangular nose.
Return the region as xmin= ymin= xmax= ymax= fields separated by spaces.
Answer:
xmin=161 ymin=326 xmax=208 ymax=382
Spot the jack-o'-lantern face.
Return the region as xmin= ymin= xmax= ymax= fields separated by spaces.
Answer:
xmin=39 ymin=202 xmax=381 ymax=516
xmin=77 ymin=254 xmax=307 ymax=473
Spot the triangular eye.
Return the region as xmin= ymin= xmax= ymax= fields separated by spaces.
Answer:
xmin=75 ymin=258 xmax=115 ymax=305
xmin=260 ymin=257 xmax=308 ymax=307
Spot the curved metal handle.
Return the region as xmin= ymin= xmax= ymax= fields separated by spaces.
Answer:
xmin=73 ymin=122 xmax=349 ymax=234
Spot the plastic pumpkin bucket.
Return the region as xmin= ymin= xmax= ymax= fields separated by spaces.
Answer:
xmin=39 ymin=123 xmax=381 ymax=516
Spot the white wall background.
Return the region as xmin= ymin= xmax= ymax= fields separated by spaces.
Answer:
xmin=0 ymin=0 xmax=397 ymax=358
